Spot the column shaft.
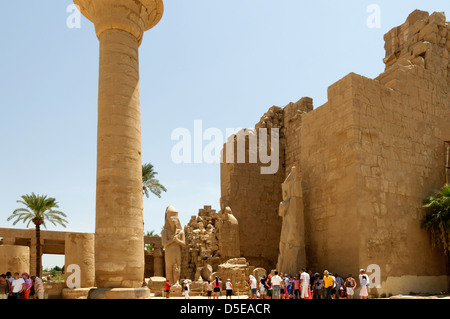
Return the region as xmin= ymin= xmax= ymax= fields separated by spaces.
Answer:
xmin=95 ymin=28 xmax=144 ymax=288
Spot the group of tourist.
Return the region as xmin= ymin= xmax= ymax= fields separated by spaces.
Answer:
xmin=164 ymin=268 xmax=371 ymax=300
xmin=247 ymin=268 xmax=371 ymax=300
xmin=164 ymin=277 xmax=235 ymax=299
xmin=0 ymin=272 xmax=45 ymax=299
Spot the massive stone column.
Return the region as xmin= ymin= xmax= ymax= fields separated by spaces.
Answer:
xmin=73 ymin=0 xmax=163 ymax=297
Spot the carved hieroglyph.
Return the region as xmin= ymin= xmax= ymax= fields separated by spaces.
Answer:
xmin=73 ymin=0 xmax=164 ymax=289
xmin=161 ymin=205 xmax=186 ymax=285
xmin=277 ymin=166 xmax=306 ymax=275
xmin=0 ymin=245 xmax=30 ymax=275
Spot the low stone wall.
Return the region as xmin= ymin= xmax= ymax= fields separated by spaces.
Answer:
xmin=43 ymin=282 xmax=65 ymax=299
xmin=373 ymin=275 xmax=450 ymax=298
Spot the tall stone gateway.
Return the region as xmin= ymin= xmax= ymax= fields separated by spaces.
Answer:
xmin=73 ymin=0 xmax=164 ymax=298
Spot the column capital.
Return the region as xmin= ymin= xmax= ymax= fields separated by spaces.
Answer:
xmin=74 ymin=0 xmax=164 ymax=45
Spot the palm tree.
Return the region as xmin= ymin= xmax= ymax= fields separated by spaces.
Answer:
xmin=144 ymin=230 xmax=161 ymax=251
xmin=422 ymin=184 xmax=450 ymax=272
xmin=142 ymin=163 xmax=167 ymax=198
xmin=145 ymin=230 xmax=160 ymax=237
xmin=7 ymin=193 xmax=68 ymax=277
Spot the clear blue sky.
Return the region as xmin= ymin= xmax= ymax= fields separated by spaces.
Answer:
xmin=1 ymin=1 xmax=449 ymax=268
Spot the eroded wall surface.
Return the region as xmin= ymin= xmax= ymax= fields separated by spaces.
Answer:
xmin=302 ymin=10 xmax=449 ymax=295
xmin=221 ymin=10 xmax=449 ymax=295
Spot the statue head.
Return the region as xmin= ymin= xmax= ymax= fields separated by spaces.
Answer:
xmin=224 ymin=206 xmax=232 ymax=215
xmin=165 ymin=205 xmax=182 ymax=231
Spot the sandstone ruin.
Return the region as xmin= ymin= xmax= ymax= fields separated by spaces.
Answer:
xmin=221 ymin=10 xmax=450 ymax=296
xmin=2 ymin=7 xmax=449 ymax=299
xmin=179 ymin=205 xmax=241 ymax=283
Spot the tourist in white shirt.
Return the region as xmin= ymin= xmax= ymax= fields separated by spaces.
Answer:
xmin=182 ymin=280 xmax=190 ymax=299
xmin=271 ymin=271 xmax=282 ymax=299
xmin=300 ymin=268 xmax=310 ymax=299
xmin=11 ymin=273 xmax=25 ymax=299
xmin=358 ymin=269 xmax=366 ymax=285
xmin=248 ymin=275 xmax=257 ymax=299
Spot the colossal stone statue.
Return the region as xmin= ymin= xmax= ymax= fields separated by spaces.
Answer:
xmin=217 ymin=206 xmax=240 ymax=258
xmin=277 ymin=167 xmax=306 ymax=274
xmin=161 ymin=206 xmax=186 ymax=285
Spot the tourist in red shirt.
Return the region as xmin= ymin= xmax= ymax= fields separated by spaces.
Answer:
xmin=165 ymin=280 xmax=171 ymax=299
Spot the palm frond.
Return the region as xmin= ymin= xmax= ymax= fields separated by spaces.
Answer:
xmin=142 ymin=162 xmax=167 ymax=199
xmin=7 ymin=193 xmax=68 ymax=229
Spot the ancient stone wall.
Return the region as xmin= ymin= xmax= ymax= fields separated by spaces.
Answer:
xmin=358 ymin=11 xmax=450 ymax=293
xmin=220 ymin=129 xmax=283 ymax=270
xmin=300 ymin=10 xmax=449 ymax=295
xmin=220 ymin=100 xmax=312 ymax=271
xmin=283 ymin=97 xmax=314 ymax=175
xmin=221 ymin=9 xmax=449 ymax=295
xmin=300 ymin=75 xmax=360 ymax=275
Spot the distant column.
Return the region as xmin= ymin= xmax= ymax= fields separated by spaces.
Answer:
xmin=0 ymin=245 xmax=30 ymax=275
xmin=64 ymin=233 xmax=95 ymax=288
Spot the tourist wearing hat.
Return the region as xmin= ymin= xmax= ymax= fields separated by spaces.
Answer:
xmin=225 ymin=278 xmax=233 ymax=299
xmin=359 ymin=269 xmax=366 ymax=285
xmin=21 ymin=273 xmax=32 ymax=299
xmin=183 ymin=280 xmax=190 ymax=299
xmin=322 ymin=270 xmax=335 ymax=299
xmin=359 ymin=274 xmax=370 ymax=299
